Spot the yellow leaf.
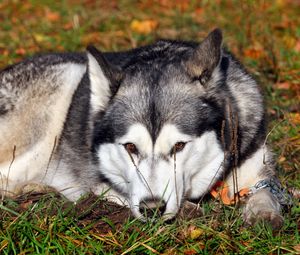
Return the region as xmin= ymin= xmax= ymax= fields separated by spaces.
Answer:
xmin=188 ymin=225 xmax=204 ymax=240
xmin=288 ymin=113 xmax=300 ymax=125
xmin=283 ymin=35 xmax=296 ymax=49
xmin=33 ymin=33 xmax=47 ymax=43
xmin=276 ymin=0 xmax=286 ymax=6
xmin=279 ymin=156 xmax=286 ymax=163
xmin=130 ymin=19 xmax=158 ymax=35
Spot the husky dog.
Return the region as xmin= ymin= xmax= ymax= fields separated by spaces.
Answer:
xmin=0 ymin=29 xmax=286 ymax=228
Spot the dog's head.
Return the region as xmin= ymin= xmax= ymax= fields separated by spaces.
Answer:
xmin=88 ymin=29 xmax=226 ymax=220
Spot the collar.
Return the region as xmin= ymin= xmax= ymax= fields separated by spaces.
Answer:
xmin=210 ymin=178 xmax=292 ymax=206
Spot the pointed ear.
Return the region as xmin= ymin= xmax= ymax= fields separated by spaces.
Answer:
xmin=185 ymin=28 xmax=222 ymax=84
xmin=86 ymin=45 xmax=123 ymax=113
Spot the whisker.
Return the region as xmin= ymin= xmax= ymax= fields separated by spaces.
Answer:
xmin=126 ymin=150 xmax=155 ymax=199
xmin=3 ymin=145 xmax=16 ymax=200
xmin=173 ymin=146 xmax=179 ymax=207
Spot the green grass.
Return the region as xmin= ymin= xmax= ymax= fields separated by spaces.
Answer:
xmin=1 ymin=195 xmax=299 ymax=254
xmin=0 ymin=0 xmax=299 ymax=254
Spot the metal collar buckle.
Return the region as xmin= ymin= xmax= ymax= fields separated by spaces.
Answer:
xmin=249 ymin=178 xmax=293 ymax=206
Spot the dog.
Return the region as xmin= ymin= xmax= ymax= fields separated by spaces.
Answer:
xmin=0 ymin=29 xmax=289 ymax=228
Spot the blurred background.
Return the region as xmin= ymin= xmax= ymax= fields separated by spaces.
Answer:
xmin=0 ymin=0 xmax=299 ymax=185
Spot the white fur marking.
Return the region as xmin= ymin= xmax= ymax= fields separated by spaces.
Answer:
xmin=155 ymin=124 xmax=193 ymax=154
xmin=225 ymin=145 xmax=267 ymax=196
xmin=117 ymin=123 xmax=153 ymax=154
xmin=87 ymin=53 xmax=111 ymax=113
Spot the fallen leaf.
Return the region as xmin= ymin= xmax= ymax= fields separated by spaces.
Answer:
xmin=190 ymin=228 xmax=204 ymax=240
xmin=192 ymin=7 xmax=204 ymax=23
xmin=288 ymin=113 xmax=300 ymax=125
xmin=245 ymin=49 xmax=262 ymax=59
xmin=186 ymin=225 xmax=204 ymax=240
xmin=15 ymin=48 xmax=26 ymax=55
xmin=33 ymin=33 xmax=47 ymax=43
xmin=63 ymin=21 xmax=73 ymax=30
xmin=184 ymin=249 xmax=198 ymax=255
xmin=279 ymin=156 xmax=286 ymax=163
xmin=20 ymin=200 xmax=33 ymax=209
xmin=276 ymin=0 xmax=287 ymax=7
xmin=195 ymin=7 xmax=203 ymax=15
xmin=276 ymin=82 xmax=291 ymax=90
xmin=244 ymin=44 xmax=264 ymax=59
xmin=45 ymin=10 xmax=61 ymax=22
xmin=294 ymin=244 xmax=300 ymax=253
xmin=0 ymin=48 xmax=9 ymax=56
xmin=283 ymin=35 xmax=296 ymax=49
xmin=294 ymin=39 xmax=300 ymax=52
xmin=81 ymin=32 xmax=102 ymax=45
xmin=130 ymin=19 xmax=158 ymax=35
xmin=176 ymin=0 xmax=189 ymax=12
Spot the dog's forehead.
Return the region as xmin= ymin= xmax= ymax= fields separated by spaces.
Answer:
xmin=119 ymin=68 xmax=201 ymax=112
xmin=112 ymin=67 xmax=207 ymax=141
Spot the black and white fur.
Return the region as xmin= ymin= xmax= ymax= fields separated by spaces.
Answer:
xmin=0 ymin=29 xmax=283 ymax=228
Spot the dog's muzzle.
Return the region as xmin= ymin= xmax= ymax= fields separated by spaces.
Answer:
xmin=139 ymin=197 xmax=167 ymax=218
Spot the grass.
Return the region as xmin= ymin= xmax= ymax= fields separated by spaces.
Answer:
xmin=0 ymin=0 xmax=299 ymax=254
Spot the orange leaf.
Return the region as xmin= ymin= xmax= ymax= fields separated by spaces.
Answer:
xmin=276 ymin=82 xmax=290 ymax=90
xmin=16 ymin=48 xmax=26 ymax=55
xmin=294 ymin=244 xmax=300 ymax=253
xmin=288 ymin=113 xmax=300 ymax=125
xmin=184 ymin=249 xmax=197 ymax=255
xmin=130 ymin=19 xmax=158 ymax=35
xmin=195 ymin=7 xmax=203 ymax=15
xmin=295 ymin=39 xmax=300 ymax=52
xmin=175 ymin=0 xmax=189 ymax=12
xmin=244 ymin=42 xmax=264 ymax=59
xmin=45 ymin=10 xmax=61 ymax=22
xmin=244 ymin=48 xmax=264 ymax=59
xmin=0 ymin=48 xmax=9 ymax=56
xmin=63 ymin=22 xmax=73 ymax=30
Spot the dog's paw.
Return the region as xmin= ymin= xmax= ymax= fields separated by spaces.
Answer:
xmin=243 ymin=209 xmax=284 ymax=229
xmin=243 ymin=189 xmax=284 ymax=229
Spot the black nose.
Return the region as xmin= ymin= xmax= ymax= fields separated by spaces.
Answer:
xmin=139 ymin=197 xmax=167 ymax=218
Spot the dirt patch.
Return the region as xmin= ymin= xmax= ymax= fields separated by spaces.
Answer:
xmin=74 ymin=193 xmax=132 ymax=233
xmin=1 ymin=191 xmax=203 ymax=234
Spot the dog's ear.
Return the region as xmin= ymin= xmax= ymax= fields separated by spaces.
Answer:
xmin=86 ymin=45 xmax=123 ymax=112
xmin=185 ymin=28 xmax=222 ymax=85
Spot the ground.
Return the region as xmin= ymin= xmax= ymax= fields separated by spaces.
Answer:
xmin=0 ymin=0 xmax=299 ymax=254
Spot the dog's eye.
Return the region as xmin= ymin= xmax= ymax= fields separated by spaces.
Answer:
xmin=124 ymin=143 xmax=138 ymax=155
xmin=172 ymin=142 xmax=186 ymax=154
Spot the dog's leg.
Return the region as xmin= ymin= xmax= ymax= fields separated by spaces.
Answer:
xmin=243 ymin=189 xmax=283 ymax=229
xmin=225 ymin=146 xmax=285 ymax=229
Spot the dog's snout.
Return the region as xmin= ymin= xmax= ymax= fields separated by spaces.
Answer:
xmin=139 ymin=197 xmax=166 ymax=218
